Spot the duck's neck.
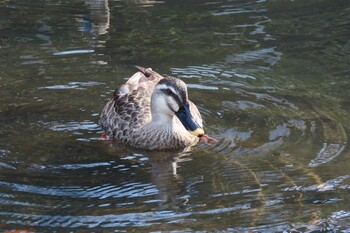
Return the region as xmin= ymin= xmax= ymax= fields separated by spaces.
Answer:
xmin=134 ymin=114 xmax=197 ymax=150
xmin=150 ymin=113 xmax=179 ymax=138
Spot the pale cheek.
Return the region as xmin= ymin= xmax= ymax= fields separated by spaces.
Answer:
xmin=153 ymin=96 xmax=173 ymax=115
xmin=167 ymin=97 xmax=180 ymax=112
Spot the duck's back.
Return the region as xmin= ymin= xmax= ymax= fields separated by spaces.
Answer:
xmin=100 ymin=67 xmax=163 ymax=143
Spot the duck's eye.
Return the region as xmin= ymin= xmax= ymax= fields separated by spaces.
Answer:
xmin=164 ymin=88 xmax=173 ymax=96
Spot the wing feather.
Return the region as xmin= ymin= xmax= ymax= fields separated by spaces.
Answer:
xmin=100 ymin=67 xmax=165 ymax=141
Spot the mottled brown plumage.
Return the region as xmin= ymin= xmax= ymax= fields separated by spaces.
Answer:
xmin=99 ymin=66 xmax=203 ymax=150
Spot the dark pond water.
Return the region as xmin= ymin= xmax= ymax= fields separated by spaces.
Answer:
xmin=1 ymin=0 xmax=350 ymax=232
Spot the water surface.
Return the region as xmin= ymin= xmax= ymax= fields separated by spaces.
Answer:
xmin=0 ymin=0 xmax=350 ymax=232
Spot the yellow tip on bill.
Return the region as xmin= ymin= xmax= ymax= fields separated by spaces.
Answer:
xmin=189 ymin=128 xmax=205 ymax=137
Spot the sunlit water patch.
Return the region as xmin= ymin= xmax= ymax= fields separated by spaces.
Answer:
xmin=45 ymin=120 xmax=100 ymax=132
xmin=38 ymin=81 xmax=104 ymax=90
xmin=53 ymin=49 xmax=95 ymax=56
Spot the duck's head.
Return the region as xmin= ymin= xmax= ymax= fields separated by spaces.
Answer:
xmin=151 ymin=77 xmax=204 ymax=137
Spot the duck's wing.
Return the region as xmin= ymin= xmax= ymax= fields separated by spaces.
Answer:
xmin=99 ymin=66 xmax=164 ymax=141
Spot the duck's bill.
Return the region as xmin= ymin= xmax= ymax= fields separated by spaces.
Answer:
xmin=175 ymin=103 xmax=204 ymax=137
xmin=188 ymin=128 xmax=205 ymax=137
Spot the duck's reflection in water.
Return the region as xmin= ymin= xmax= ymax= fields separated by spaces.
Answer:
xmin=83 ymin=0 xmax=110 ymax=35
xmin=147 ymin=152 xmax=189 ymax=210
xmin=108 ymin=143 xmax=195 ymax=210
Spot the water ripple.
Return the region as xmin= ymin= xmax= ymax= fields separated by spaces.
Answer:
xmin=309 ymin=143 xmax=347 ymax=167
xmin=53 ymin=49 xmax=95 ymax=56
xmin=38 ymin=81 xmax=104 ymax=90
xmin=0 ymin=202 xmax=257 ymax=229
xmin=211 ymin=1 xmax=266 ymax=16
xmin=0 ymin=181 xmax=157 ymax=200
xmin=224 ymin=47 xmax=282 ymax=67
xmin=283 ymin=175 xmax=350 ymax=193
xmin=50 ymin=121 xmax=100 ymax=132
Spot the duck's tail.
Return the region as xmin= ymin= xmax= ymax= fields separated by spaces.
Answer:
xmin=135 ymin=66 xmax=165 ymax=81
xmin=135 ymin=66 xmax=153 ymax=77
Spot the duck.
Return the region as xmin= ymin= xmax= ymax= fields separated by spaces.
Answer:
xmin=99 ymin=66 xmax=213 ymax=150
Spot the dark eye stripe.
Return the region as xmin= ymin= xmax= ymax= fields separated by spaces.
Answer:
xmin=164 ymin=88 xmax=173 ymax=96
xmin=161 ymin=88 xmax=172 ymax=96
xmin=161 ymin=88 xmax=183 ymax=107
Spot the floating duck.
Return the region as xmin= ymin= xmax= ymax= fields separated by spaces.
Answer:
xmin=100 ymin=66 xmax=216 ymax=150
